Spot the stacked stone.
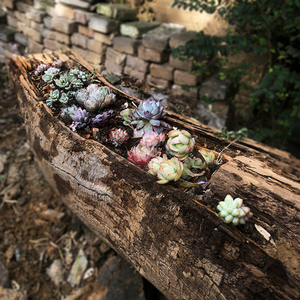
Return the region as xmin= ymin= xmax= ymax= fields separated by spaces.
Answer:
xmin=0 ymin=0 xmax=26 ymax=62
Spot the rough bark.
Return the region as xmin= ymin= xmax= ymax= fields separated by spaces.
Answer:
xmin=8 ymin=51 xmax=300 ymax=300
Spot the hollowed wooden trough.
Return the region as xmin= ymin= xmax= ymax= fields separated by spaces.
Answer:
xmin=8 ymin=51 xmax=300 ymax=300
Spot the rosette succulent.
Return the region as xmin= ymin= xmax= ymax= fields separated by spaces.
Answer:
xmin=156 ymin=157 xmax=184 ymax=184
xmin=91 ymin=110 xmax=116 ymax=128
xmin=217 ymin=194 xmax=253 ymax=226
xmin=75 ymin=85 xmax=116 ymax=113
xmin=34 ymin=63 xmax=48 ymax=76
xmin=55 ymin=73 xmax=71 ymax=89
xmin=130 ymin=99 xmax=171 ymax=137
xmin=140 ymin=131 xmax=165 ymax=147
xmin=148 ymin=155 xmax=167 ymax=175
xmin=127 ymin=145 xmax=159 ymax=168
xmin=109 ymin=128 xmax=129 ymax=147
xmin=120 ymin=108 xmax=135 ymax=126
xmin=165 ymin=130 xmax=195 ymax=160
xmin=61 ymin=105 xmax=78 ymax=117
xmin=200 ymin=150 xmax=215 ymax=164
xmin=59 ymin=93 xmax=69 ymax=104
xmin=181 ymin=157 xmax=205 ymax=180
xmin=42 ymin=67 xmax=60 ymax=83
xmin=69 ymin=108 xmax=90 ymax=131
xmin=51 ymin=59 xmax=63 ymax=68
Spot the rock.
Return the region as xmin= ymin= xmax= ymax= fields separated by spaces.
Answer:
xmin=89 ymin=15 xmax=119 ymax=34
xmin=0 ymin=153 xmax=7 ymax=173
xmin=169 ymin=30 xmax=198 ymax=48
xmin=120 ymin=21 xmax=160 ymax=39
xmin=97 ymin=256 xmax=146 ymax=300
xmin=99 ymin=241 xmax=111 ymax=254
xmin=0 ymin=26 xmax=15 ymax=42
xmin=199 ymin=73 xmax=233 ymax=101
xmin=46 ymin=259 xmax=64 ymax=286
xmin=3 ymin=183 xmax=21 ymax=201
xmin=41 ymin=209 xmax=65 ymax=222
xmin=142 ymin=23 xmax=186 ymax=52
xmin=96 ymin=4 xmax=137 ymax=21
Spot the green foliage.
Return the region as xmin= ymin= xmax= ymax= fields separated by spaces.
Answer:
xmin=172 ymin=0 xmax=300 ymax=149
xmin=214 ymin=127 xmax=248 ymax=141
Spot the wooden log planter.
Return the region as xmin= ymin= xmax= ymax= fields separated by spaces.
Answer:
xmin=8 ymin=51 xmax=300 ymax=300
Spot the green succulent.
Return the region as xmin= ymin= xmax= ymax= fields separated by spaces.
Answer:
xmin=59 ymin=93 xmax=69 ymax=104
xmin=55 ymin=74 xmax=71 ymax=89
xmin=217 ymin=194 xmax=253 ymax=226
xmin=49 ymin=89 xmax=60 ymax=100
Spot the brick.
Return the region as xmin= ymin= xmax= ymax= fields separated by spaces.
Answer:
xmin=44 ymin=38 xmax=68 ymax=51
xmin=93 ymin=31 xmax=116 ymax=45
xmin=26 ymin=8 xmax=45 ymax=23
xmin=142 ymin=23 xmax=185 ymax=51
xmin=87 ymin=39 xmax=106 ymax=54
xmin=6 ymin=15 xmax=18 ymax=29
xmin=71 ymin=33 xmax=88 ymax=48
xmin=96 ymin=3 xmax=137 ymax=21
xmin=30 ymin=20 xmax=44 ymax=32
xmin=120 ymin=21 xmax=160 ymax=39
xmin=46 ymin=5 xmax=56 ymax=18
xmin=78 ymin=25 xmax=94 ymax=38
xmin=56 ymin=0 xmax=90 ymax=9
xmin=124 ymin=66 xmax=145 ymax=81
xmin=104 ymin=60 xmax=123 ymax=75
xmin=16 ymin=22 xmax=26 ymax=33
xmin=138 ymin=45 xmax=168 ymax=63
xmin=89 ymin=15 xmax=119 ymax=34
xmin=174 ymin=69 xmax=201 ymax=87
xmin=106 ymin=47 xmax=126 ymax=66
xmin=90 ymin=64 xmax=106 ymax=73
xmin=28 ymin=38 xmax=44 ymax=53
xmin=14 ymin=11 xmax=26 ymax=22
xmin=54 ymin=3 xmax=75 ymax=20
xmin=171 ymin=84 xmax=198 ymax=99
xmin=146 ymin=74 xmax=171 ymax=90
xmin=16 ymin=2 xmax=31 ymax=13
xmin=51 ymin=17 xmax=76 ymax=34
xmin=126 ymin=55 xmax=148 ymax=73
xmin=150 ymin=63 xmax=173 ymax=81
xmin=72 ymin=45 xmax=104 ymax=65
xmin=24 ymin=27 xmax=43 ymax=43
xmin=0 ymin=54 xmax=6 ymax=63
xmin=42 ymin=29 xmax=70 ymax=45
xmin=43 ymin=16 xmax=52 ymax=30
xmin=113 ymin=36 xmax=141 ymax=55
xmin=169 ymin=30 xmax=197 ymax=48
xmin=74 ymin=9 xmax=93 ymax=25
xmin=169 ymin=55 xmax=194 ymax=72
xmin=3 ymin=0 xmax=15 ymax=9
xmin=14 ymin=32 xmax=28 ymax=46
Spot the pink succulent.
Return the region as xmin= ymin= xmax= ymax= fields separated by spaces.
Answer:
xmin=127 ymin=145 xmax=159 ymax=168
xmin=148 ymin=154 xmax=168 ymax=175
xmin=109 ymin=128 xmax=129 ymax=147
xmin=140 ymin=131 xmax=165 ymax=147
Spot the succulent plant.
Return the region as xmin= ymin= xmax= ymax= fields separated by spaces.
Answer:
xmin=156 ymin=157 xmax=184 ymax=184
xmin=127 ymin=145 xmax=159 ymax=168
xmin=148 ymin=155 xmax=168 ymax=175
xmin=55 ymin=73 xmax=71 ymax=89
xmin=140 ymin=131 xmax=165 ymax=147
xmin=181 ymin=157 xmax=205 ymax=180
xmin=61 ymin=105 xmax=79 ymax=118
xmin=72 ymin=78 xmax=84 ymax=89
xmin=45 ymin=67 xmax=60 ymax=75
xmin=130 ymin=99 xmax=171 ymax=137
xmin=42 ymin=73 xmax=55 ymax=84
xmin=109 ymin=128 xmax=130 ymax=147
xmin=91 ymin=110 xmax=116 ymax=128
xmin=59 ymin=93 xmax=69 ymax=104
xmin=51 ymin=59 xmax=63 ymax=68
xmin=34 ymin=63 xmax=48 ymax=76
xmin=217 ymin=194 xmax=253 ymax=226
xmin=120 ymin=108 xmax=135 ymax=126
xmin=165 ymin=129 xmax=195 ymax=161
xmin=75 ymin=85 xmax=116 ymax=113
xmin=69 ymin=108 xmax=90 ymax=131
xmin=75 ymin=88 xmax=89 ymax=106
xmin=49 ymin=89 xmax=60 ymax=100
xmin=200 ymin=150 xmax=215 ymax=164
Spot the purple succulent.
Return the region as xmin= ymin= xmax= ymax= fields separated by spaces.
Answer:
xmin=51 ymin=59 xmax=63 ymax=68
xmin=91 ymin=110 xmax=116 ymax=128
xmin=70 ymin=108 xmax=90 ymax=131
xmin=130 ymin=99 xmax=171 ymax=137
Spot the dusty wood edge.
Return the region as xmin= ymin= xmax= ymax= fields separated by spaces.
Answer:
xmin=7 ymin=52 xmax=300 ymax=300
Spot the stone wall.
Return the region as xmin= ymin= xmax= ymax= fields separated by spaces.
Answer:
xmin=0 ymin=0 xmax=235 ymax=128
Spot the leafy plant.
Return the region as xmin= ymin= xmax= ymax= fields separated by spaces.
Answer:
xmin=214 ymin=127 xmax=248 ymax=141
xmin=172 ymin=0 xmax=300 ymax=149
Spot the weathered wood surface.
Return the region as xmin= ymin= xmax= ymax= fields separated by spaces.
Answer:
xmin=8 ymin=51 xmax=300 ymax=300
